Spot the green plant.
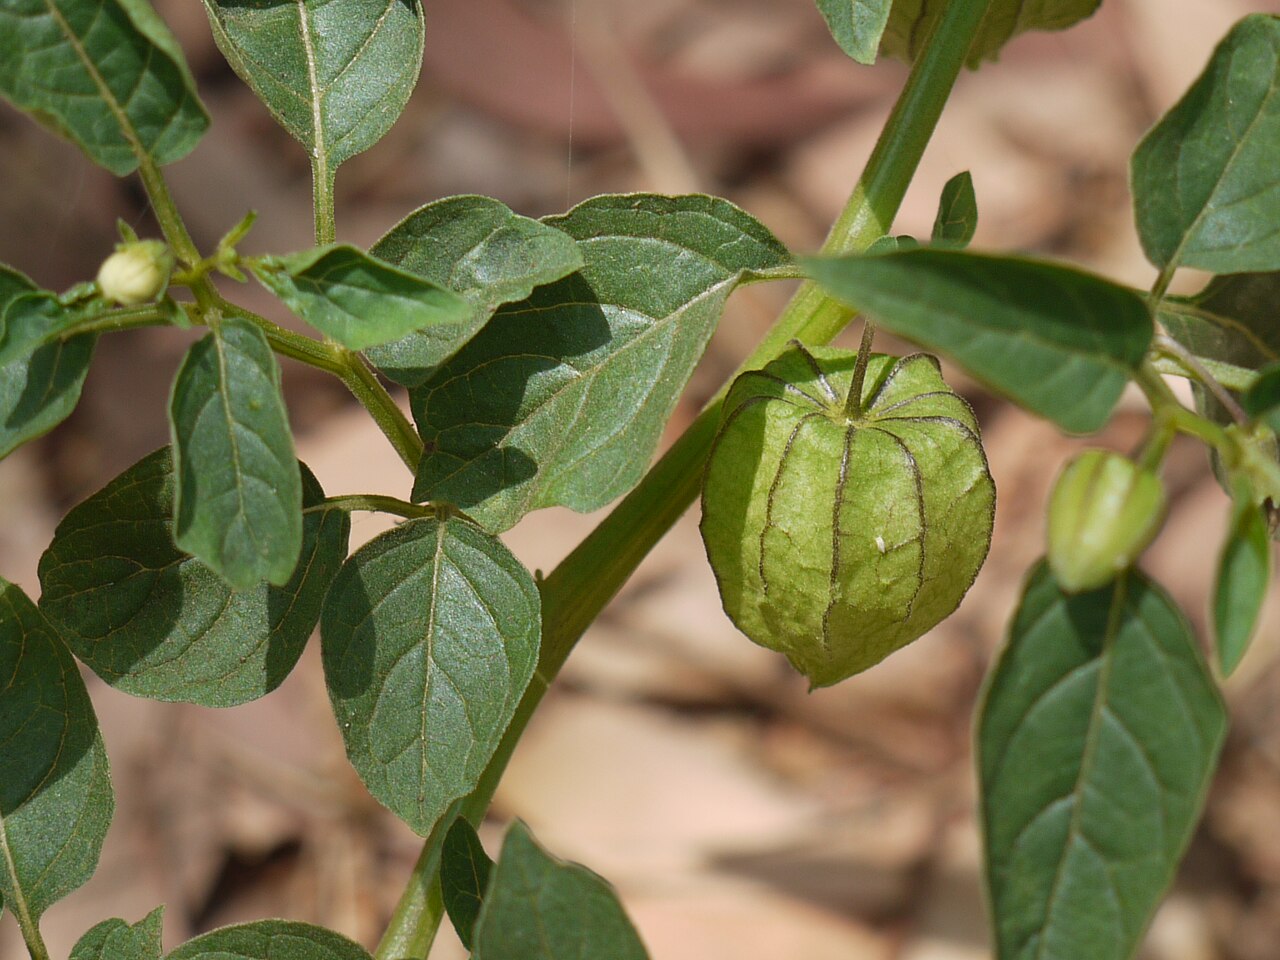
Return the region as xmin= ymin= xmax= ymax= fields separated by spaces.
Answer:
xmin=1 ymin=0 xmax=1277 ymax=958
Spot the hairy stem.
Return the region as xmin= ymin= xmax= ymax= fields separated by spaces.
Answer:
xmin=313 ymin=162 xmax=337 ymax=246
xmin=336 ymin=350 xmax=424 ymax=471
xmin=374 ymin=1 xmax=991 ymax=955
xmin=1152 ymin=334 xmax=1249 ymax=424
xmin=312 ymin=494 xmax=438 ymax=519
xmin=137 ymin=159 xmax=201 ymax=266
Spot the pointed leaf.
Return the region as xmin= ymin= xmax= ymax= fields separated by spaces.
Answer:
xmin=321 ymin=516 xmax=540 ymax=836
xmin=882 ymin=0 xmax=1102 ymax=68
xmin=472 ymin=821 xmax=649 ymax=960
xmin=815 ymin=0 xmax=893 ymax=65
xmin=410 ymin=193 xmax=792 ymax=532
xmin=441 ymin=817 xmax=493 ymax=950
xmin=39 ymin=449 xmax=349 ymax=706
xmin=0 ymin=0 xmax=208 ymax=174
xmin=253 ymin=245 xmax=470 ymax=351
xmin=1214 ymin=486 xmax=1271 ymax=676
xmin=71 ymin=907 xmax=163 ymax=960
xmin=366 ymin=195 xmax=586 ymax=386
xmin=202 ymin=0 xmax=424 ymax=183
xmin=167 ymin=920 xmax=372 ymax=960
xmin=806 ymin=249 xmax=1152 ymax=433
xmin=979 ymin=564 xmax=1227 ymax=960
xmin=0 ymin=266 xmax=96 ymax=459
xmin=169 ymin=316 xmax=302 ymax=590
xmin=932 ymin=171 xmax=978 ymax=247
xmin=1133 ymin=15 xmax=1280 ymax=274
xmin=0 ymin=578 xmax=113 ymax=934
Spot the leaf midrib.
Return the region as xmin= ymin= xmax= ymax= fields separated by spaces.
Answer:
xmin=1030 ymin=578 xmax=1128 ymax=960
xmin=40 ymin=0 xmax=146 ymax=161
xmin=295 ymin=0 xmax=327 ymax=184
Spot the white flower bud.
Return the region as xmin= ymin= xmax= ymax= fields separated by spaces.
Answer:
xmin=96 ymin=240 xmax=173 ymax=306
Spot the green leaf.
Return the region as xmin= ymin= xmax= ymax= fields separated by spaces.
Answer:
xmin=1161 ymin=273 xmax=1280 ymax=496
xmin=1133 ymin=15 xmax=1280 ymax=275
xmin=365 ymin=195 xmax=586 ymax=386
xmin=169 ymin=316 xmax=302 ymax=591
xmin=321 ymin=516 xmax=540 ymax=836
xmin=1243 ymin=362 xmax=1280 ymax=432
xmin=881 ymin=0 xmax=1102 ymax=68
xmin=0 ymin=266 xmax=96 ymax=459
xmin=1162 ymin=273 xmax=1280 ymax=381
xmin=979 ymin=563 xmax=1226 ymax=960
xmin=805 ymin=249 xmax=1153 ymax=433
xmin=410 ymin=193 xmax=792 ymax=532
xmin=167 ymin=920 xmax=373 ymax=960
xmin=0 ymin=290 xmax=98 ymax=368
xmin=441 ymin=817 xmax=493 ymax=950
xmin=252 ymin=245 xmax=470 ymax=352
xmin=39 ymin=449 xmax=349 ymax=707
xmin=700 ymin=347 xmax=995 ymax=686
xmin=815 ymin=0 xmax=893 ymax=65
xmin=1214 ymin=484 xmax=1271 ymax=677
xmin=202 ymin=0 xmax=424 ymax=187
xmin=71 ymin=907 xmax=164 ymax=960
xmin=0 ymin=0 xmax=208 ymax=175
xmin=0 ymin=577 xmax=114 ymax=937
xmin=0 ymin=337 xmax=97 ymax=460
xmin=932 ymin=171 xmax=978 ymax=247
xmin=472 ymin=821 xmax=649 ymax=960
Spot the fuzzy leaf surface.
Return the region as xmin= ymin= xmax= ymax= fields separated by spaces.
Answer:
xmin=70 ymin=907 xmax=163 ymax=960
xmin=366 ymin=195 xmax=585 ymax=385
xmin=806 ymin=249 xmax=1152 ymax=433
xmin=815 ymin=0 xmax=893 ymax=64
xmin=321 ymin=517 xmax=540 ymax=836
xmin=0 ymin=0 xmax=207 ymax=174
xmin=472 ymin=822 xmax=649 ymax=960
xmin=39 ymin=449 xmax=349 ymax=706
xmin=411 ymin=193 xmax=791 ymax=532
xmin=1133 ymin=15 xmax=1280 ymax=274
xmin=202 ymin=0 xmax=423 ymax=180
xmin=701 ymin=347 xmax=994 ymax=685
xmin=253 ymin=245 xmax=470 ymax=351
xmin=0 ymin=266 xmax=95 ymax=459
xmin=167 ymin=920 xmax=372 ymax=960
xmin=1214 ymin=489 xmax=1271 ymax=676
xmin=0 ymin=578 xmax=113 ymax=931
xmin=881 ymin=0 xmax=1101 ymax=67
xmin=441 ymin=817 xmax=493 ymax=950
xmin=980 ymin=564 xmax=1226 ymax=960
xmin=169 ymin=316 xmax=302 ymax=590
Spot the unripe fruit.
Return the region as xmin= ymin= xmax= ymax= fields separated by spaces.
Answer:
xmin=700 ymin=345 xmax=995 ymax=687
xmin=96 ymin=240 xmax=173 ymax=305
xmin=1047 ymin=450 xmax=1165 ymax=593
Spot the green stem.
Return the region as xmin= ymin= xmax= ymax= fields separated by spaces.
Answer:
xmin=1151 ymin=334 xmax=1249 ymax=424
xmin=337 ymin=350 xmax=424 ymax=471
xmin=844 ymin=320 xmax=878 ymax=418
xmin=311 ymin=494 xmax=438 ymax=519
xmin=374 ymin=2 xmax=990 ymax=956
xmin=313 ymin=162 xmax=337 ymax=246
xmin=1135 ymin=362 xmax=1232 ymax=451
xmin=137 ymin=159 xmax=200 ymax=266
xmin=216 ymin=297 xmax=422 ymax=470
xmin=59 ymin=302 xmax=177 ymax=338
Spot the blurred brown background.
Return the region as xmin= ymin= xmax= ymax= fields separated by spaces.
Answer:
xmin=5 ymin=0 xmax=1280 ymax=957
